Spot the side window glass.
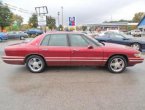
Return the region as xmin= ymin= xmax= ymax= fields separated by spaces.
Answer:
xmin=48 ymin=34 xmax=68 ymax=46
xmin=69 ymin=34 xmax=89 ymax=47
xmin=41 ymin=35 xmax=50 ymax=46
xmin=114 ymin=34 xmax=124 ymax=39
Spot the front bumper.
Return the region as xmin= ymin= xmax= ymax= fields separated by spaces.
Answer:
xmin=2 ymin=56 xmax=25 ymax=65
xmin=128 ymin=57 xmax=144 ymax=66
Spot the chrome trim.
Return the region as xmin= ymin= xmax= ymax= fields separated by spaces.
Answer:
xmin=46 ymin=60 xmax=107 ymax=62
xmin=129 ymin=60 xmax=144 ymax=62
xmin=129 ymin=58 xmax=143 ymax=60
xmin=3 ymin=59 xmax=24 ymax=61
xmin=2 ymin=56 xmax=25 ymax=59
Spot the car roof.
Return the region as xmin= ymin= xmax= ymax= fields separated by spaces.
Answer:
xmin=45 ymin=31 xmax=84 ymax=35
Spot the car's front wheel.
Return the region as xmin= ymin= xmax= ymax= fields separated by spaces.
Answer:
xmin=20 ymin=36 xmax=25 ymax=40
xmin=107 ymin=56 xmax=127 ymax=73
xmin=26 ymin=55 xmax=45 ymax=73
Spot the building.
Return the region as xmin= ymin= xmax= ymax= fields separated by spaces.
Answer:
xmin=85 ymin=22 xmax=137 ymax=32
xmin=138 ymin=16 xmax=145 ymax=32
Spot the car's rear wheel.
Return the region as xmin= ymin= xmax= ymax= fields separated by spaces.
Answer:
xmin=107 ymin=56 xmax=127 ymax=73
xmin=131 ymin=43 xmax=141 ymax=51
xmin=26 ymin=55 xmax=45 ymax=73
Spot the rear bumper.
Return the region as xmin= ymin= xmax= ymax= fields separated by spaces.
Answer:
xmin=2 ymin=56 xmax=25 ymax=65
xmin=128 ymin=58 xmax=144 ymax=66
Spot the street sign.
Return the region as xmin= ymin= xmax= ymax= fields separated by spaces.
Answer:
xmin=69 ymin=17 xmax=76 ymax=26
xmin=38 ymin=15 xmax=46 ymax=26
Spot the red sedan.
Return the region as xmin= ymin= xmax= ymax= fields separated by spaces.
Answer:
xmin=2 ymin=32 xmax=144 ymax=73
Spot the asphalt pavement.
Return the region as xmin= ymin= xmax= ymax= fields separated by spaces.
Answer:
xmin=0 ymin=38 xmax=145 ymax=110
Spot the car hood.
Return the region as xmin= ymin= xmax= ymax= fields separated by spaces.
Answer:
xmin=102 ymin=42 xmax=137 ymax=53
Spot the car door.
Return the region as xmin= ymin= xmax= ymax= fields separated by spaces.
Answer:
xmin=69 ymin=34 xmax=104 ymax=66
xmin=39 ymin=34 xmax=71 ymax=66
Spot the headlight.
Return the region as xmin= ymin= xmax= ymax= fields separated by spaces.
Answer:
xmin=134 ymin=52 xmax=142 ymax=57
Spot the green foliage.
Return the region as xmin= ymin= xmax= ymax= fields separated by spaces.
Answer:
xmin=58 ymin=25 xmax=63 ymax=31
xmin=82 ymin=26 xmax=87 ymax=31
xmin=132 ymin=12 xmax=145 ymax=22
xmin=28 ymin=13 xmax=38 ymax=28
xmin=46 ymin=16 xmax=56 ymax=30
xmin=12 ymin=14 xmax=23 ymax=27
xmin=104 ymin=19 xmax=132 ymax=23
xmin=0 ymin=2 xmax=13 ymax=30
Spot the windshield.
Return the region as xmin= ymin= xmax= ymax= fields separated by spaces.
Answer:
xmin=84 ymin=34 xmax=103 ymax=46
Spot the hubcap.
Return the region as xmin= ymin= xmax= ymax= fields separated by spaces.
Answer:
xmin=131 ymin=44 xmax=140 ymax=50
xmin=28 ymin=58 xmax=43 ymax=72
xmin=110 ymin=58 xmax=125 ymax=72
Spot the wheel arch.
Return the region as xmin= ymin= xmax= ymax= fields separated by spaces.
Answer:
xmin=24 ymin=54 xmax=46 ymax=64
xmin=105 ymin=54 xmax=128 ymax=66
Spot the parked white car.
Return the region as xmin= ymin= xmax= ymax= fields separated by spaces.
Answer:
xmin=131 ymin=29 xmax=142 ymax=37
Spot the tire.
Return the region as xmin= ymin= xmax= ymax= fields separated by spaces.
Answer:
xmin=131 ymin=43 xmax=141 ymax=51
xmin=20 ymin=36 xmax=25 ymax=40
xmin=107 ymin=55 xmax=127 ymax=73
xmin=26 ymin=55 xmax=45 ymax=73
xmin=0 ymin=38 xmax=2 ymax=42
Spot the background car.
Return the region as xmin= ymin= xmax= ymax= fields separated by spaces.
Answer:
xmin=95 ymin=32 xmax=145 ymax=52
xmin=131 ymin=29 xmax=142 ymax=37
xmin=7 ymin=31 xmax=28 ymax=40
xmin=2 ymin=32 xmax=144 ymax=74
xmin=0 ymin=32 xmax=8 ymax=42
xmin=25 ymin=28 xmax=43 ymax=36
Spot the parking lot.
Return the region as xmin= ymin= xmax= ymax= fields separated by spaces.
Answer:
xmin=0 ymin=39 xmax=145 ymax=110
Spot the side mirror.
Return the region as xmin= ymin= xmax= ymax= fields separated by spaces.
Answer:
xmin=88 ymin=45 xmax=93 ymax=49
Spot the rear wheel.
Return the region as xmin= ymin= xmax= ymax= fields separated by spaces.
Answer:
xmin=26 ymin=55 xmax=45 ymax=73
xmin=107 ymin=56 xmax=127 ymax=73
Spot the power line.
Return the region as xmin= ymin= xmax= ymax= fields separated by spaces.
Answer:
xmin=0 ymin=2 xmax=35 ymax=15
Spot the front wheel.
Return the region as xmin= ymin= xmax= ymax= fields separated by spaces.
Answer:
xmin=26 ymin=55 xmax=45 ymax=73
xmin=20 ymin=36 xmax=25 ymax=40
xmin=107 ymin=56 xmax=127 ymax=73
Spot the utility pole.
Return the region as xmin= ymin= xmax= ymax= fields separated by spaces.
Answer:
xmin=57 ymin=11 xmax=60 ymax=26
xmin=61 ymin=6 xmax=63 ymax=28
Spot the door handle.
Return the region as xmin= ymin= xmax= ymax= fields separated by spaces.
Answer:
xmin=72 ymin=49 xmax=79 ymax=53
xmin=73 ymin=49 xmax=79 ymax=51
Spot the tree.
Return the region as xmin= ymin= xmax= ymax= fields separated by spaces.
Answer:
xmin=10 ymin=14 xmax=23 ymax=30
xmin=12 ymin=14 xmax=23 ymax=26
xmin=58 ymin=25 xmax=63 ymax=31
xmin=132 ymin=12 xmax=145 ymax=22
xmin=82 ymin=26 xmax=87 ymax=31
xmin=28 ymin=13 xmax=38 ymax=28
xmin=46 ymin=16 xmax=56 ymax=30
xmin=0 ymin=2 xmax=13 ymax=31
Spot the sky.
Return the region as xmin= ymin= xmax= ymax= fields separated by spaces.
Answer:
xmin=2 ymin=0 xmax=145 ymax=26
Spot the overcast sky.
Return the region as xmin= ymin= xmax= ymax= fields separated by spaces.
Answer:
xmin=2 ymin=0 xmax=145 ymax=25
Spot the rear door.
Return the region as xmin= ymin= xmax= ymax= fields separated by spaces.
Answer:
xmin=39 ymin=34 xmax=71 ymax=66
xmin=69 ymin=34 xmax=104 ymax=66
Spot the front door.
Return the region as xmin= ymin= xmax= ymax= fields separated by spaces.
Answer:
xmin=39 ymin=34 xmax=71 ymax=66
xmin=69 ymin=34 xmax=104 ymax=66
